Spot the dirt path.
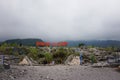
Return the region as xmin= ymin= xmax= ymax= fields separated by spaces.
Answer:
xmin=1 ymin=65 xmax=120 ymax=80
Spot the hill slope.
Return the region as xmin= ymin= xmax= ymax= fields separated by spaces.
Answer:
xmin=67 ymin=40 xmax=120 ymax=47
xmin=3 ymin=38 xmax=43 ymax=46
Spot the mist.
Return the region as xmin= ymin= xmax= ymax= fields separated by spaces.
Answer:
xmin=0 ymin=0 xmax=120 ymax=41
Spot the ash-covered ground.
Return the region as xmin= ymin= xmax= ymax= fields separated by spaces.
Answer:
xmin=0 ymin=65 xmax=120 ymax=80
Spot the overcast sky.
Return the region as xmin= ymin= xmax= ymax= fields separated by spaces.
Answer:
xmin=0 ymin=0 xmax=120 ymax=41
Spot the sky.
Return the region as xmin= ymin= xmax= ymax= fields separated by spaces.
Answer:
xmin=0 ymin=0 xmax=120 ymax=41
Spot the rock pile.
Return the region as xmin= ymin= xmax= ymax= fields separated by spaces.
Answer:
xmin=92 ymin=62 xmax=110 ymax=68
xmin=68 ymin=56 xmax=80 ymax=65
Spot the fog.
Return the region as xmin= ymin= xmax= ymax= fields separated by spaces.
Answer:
xmin=0 ymin=0 xmax=120 ymax=41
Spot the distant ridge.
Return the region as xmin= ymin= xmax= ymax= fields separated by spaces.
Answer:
xmin=67 ymin=40 xmax=120 ymax=47
xmin=1 ymin=39 xmax=120 ymax=47
xmin=3 ymin=38 xmax=43 ymax=46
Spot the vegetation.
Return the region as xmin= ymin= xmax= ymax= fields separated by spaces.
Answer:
xmin=0 ymin=43 xmax=81 ymax=64
xmin=90 ymin=53 xmax=97 ymax=63
xmin=67 ymin=40 xmax=120 ymax=47
xmin=0 ymin=43 xmax=8 ymax=53
xmin=53 ymin=48 xmax=68 ymax=64
xmin=28 ymin=48 xmax=39 ymax=60
xmin=44 ymin=52 xmax=53 ymax=63
xmin=78 ymin=43 xmax=85 ymax=47
xmin=1 ymin=42 xmax=117 ymax=65
xmin=3 ymin=38 xmax=43 ymax=46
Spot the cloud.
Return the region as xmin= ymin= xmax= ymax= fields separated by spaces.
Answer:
xmin=0 ymin=0 xmax=120 ymax=41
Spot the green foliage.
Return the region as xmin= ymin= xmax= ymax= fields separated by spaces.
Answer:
xmin=105 ymin=46 xmax=117 ymax=52
xmin=9 ymin=43 xmax=19 ymax=47
xmin=3 ymin=38 xmax=43 ymax=46
xmin=37 ymin=52 xmax=45 ymax=58
xmin=0 ymin=43 xmax=8 ymax=52
xmin=53 ymin=48 xmax=67 ymax=64
xmin=67 ymin=48 xmax=74 ymax=56
xmin=44 ymin=52 xmax=53 ymax=63
xmin=87 ymin=45 xmax=95 ymax=48
xmin=90 ymin=53 xmax=97 ymax=63
xmin=37 ymin=58 xmax=45 ymax=64
xmin=74 ymin=52 xmax=80 ymax=56
xmin=0 ymin=43 xmax=19 ymax=54
xmin=4 ymin=48 xmax=13 ymax=55
xmin=28 ymin=48 xmax=39 ymax=60
xmin=78 ymin=43 xmax=85 ymax=47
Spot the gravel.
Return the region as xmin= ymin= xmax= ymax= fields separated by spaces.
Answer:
xmin=0 ymin=65 xmax=120 ymax=80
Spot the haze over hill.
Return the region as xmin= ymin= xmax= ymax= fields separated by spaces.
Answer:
xmin=0 ymin=38 xmax=120 ymax=47
xmin=67 ymin=40 xmax=120 ymax=47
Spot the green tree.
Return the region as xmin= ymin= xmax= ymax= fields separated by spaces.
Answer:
xmin=78 ymin=43 xmax=85 ymax=47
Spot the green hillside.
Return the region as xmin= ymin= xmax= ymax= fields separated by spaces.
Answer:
xmin=3 ymin=38 xmax=43 ymax=46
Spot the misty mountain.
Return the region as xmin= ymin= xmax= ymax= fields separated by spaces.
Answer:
xmin=2 ymin=38 xmax=43 ymax=46
xmin=1 ymin=39 xmax=120 ymax=47
xmin=67 ymin=40 xmax=120 ymax=47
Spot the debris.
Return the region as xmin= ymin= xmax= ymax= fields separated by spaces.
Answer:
xmin=92 ymin=62 xmax=110 ymax=68
xmin=3 ymin=63 xmax=10 ymax=69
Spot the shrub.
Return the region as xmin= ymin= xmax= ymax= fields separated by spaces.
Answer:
xmin=53 ymin=48 xmax=67 ymax=64
xmin=78 ymin=43 xmax=85 ymax=47
xmin=74 ymin=52 xmax=80 ymax=56
xmin=44 ymin=52 xmax=53 ymax=63
xmin=37 ymin=58 xmax=45 ymax=64
xmin=90 ymin=53 xmax=97 ymax=63
xmin=28 ymin=48 xmax=39 ymax=60
xmin=37 ymin=52 xmax=45 ymax=58
xmin=18 ymin=47 xmax=29 ymax=55
xmin=0 ymin=43 xmax=8 ymax=53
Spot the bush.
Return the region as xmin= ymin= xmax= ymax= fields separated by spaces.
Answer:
xmin=37 ymin=58 xmax=45 ymax=64
xmin=78 ymin=43 xmax=85 ymax=47
xmin=28 ymin=48 xmax=39 ymax=60
xmin=90 ymin=53 xmax=97 ymax=63
xmin=18 ymin=47 xmax=29 ymax=55
xmin=74 ymin=52 xmax=80 ymax=56
xmin=0 ymin=43 xmax=8 ymax=53
xmin=37 ymin=52 xmax=45 ymax=58
xmin=4 ymin=48 xmax=13 ymax=55
xmin=53 ymin=48 xmax=67 ymax=64
xmin=44 ymin=52 xmax=53 ymax=63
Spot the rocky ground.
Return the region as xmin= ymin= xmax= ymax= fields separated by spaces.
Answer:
xmin=0 ymin=65 xmax=120 ymax=80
